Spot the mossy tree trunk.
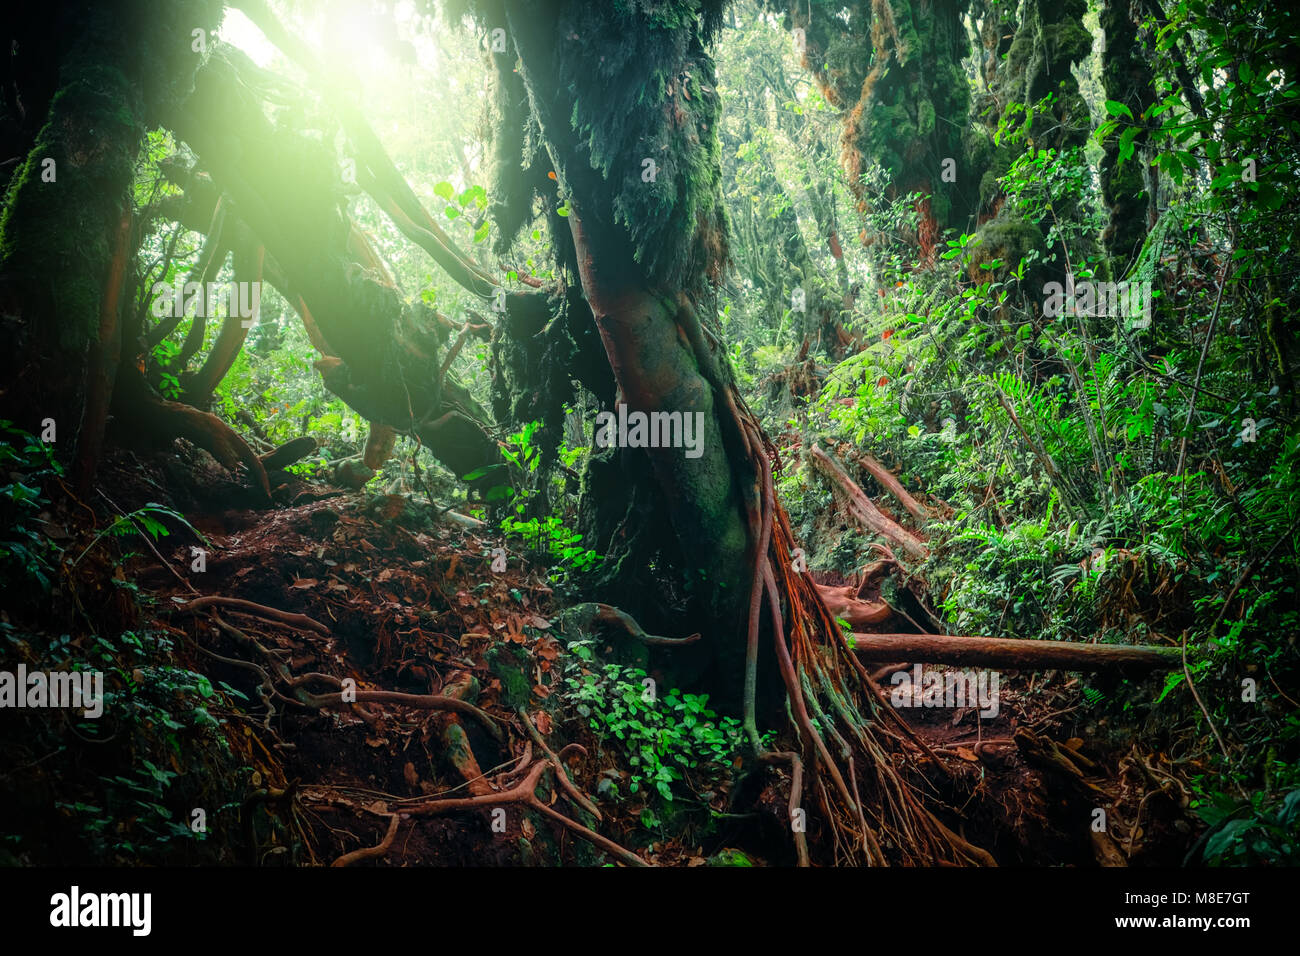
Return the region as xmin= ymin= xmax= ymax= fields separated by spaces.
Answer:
xmin=497 ymin=0 xmax=755 ymax=688
xmin=772 ymin=0 xmax=984 ymax=261
xmin=480 ymin=0 xmax=993 ymax=865
xmin=1 ymin=7 xmax=146 ymax=453
xmin=1099 ymin=0 xmax=1157 ymax=273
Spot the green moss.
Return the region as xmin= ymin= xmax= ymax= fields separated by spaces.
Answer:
xmin=0 ymin=55 xmax=143 ymax=351
xmin=505 ymin=1 xmax=733 ymax=290
xmin=1099 ymin=0 xmax=1156 ymax=267
xmin=970 ymin=216 xmax=1045 ymax=274
xmin=707 ymin=848 xmax=755 ymax=866
xmin=0 ymin=1 xmax=221 ymax=356
xmin=775 ymin=0 xmax=982 ymax=232
xmin=485 ymin=642 xmax=533 ymax=711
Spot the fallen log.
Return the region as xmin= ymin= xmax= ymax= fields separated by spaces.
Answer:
xmin=259 ymin=435 xmax=318 ymax=471
xmin=849 ymin=450 xmax=930 ymax=525
xmin=808 ymin=444 xmax=928 ymax=561
xmin=851 ymin=633 xmax=1181 ymax=671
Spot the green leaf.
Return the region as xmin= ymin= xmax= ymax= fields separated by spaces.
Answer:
xmin=1118 ymin=125 xmax=1139 ymax=162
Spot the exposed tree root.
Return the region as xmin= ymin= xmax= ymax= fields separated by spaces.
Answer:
xmin=434 ymin=670 xmax=494 ymax=797
xmin=612 ymin=284 xmax=992 ymax=865
xmin=558 ymin=603 xmax=701 ymax=648
xmin=307 ymin=689 xmax=502 ymax=743
xmin=176 ymin=595 xmax=330 ymax=635
xmin=814 ymin=583 xmax=893 ymax=627
xmin=115 ymin=366 xmax=270 ymax=498
xmin=331 ymin=813 xmax=399 ymax=867
xmin=519 ymin=708 xmax=602 ymax=822
xmin=404 ymin=758 xmax=648 ymax=867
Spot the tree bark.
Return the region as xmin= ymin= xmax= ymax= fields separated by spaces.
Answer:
xmin=853 ymin=633 xmax=1181 ymax=671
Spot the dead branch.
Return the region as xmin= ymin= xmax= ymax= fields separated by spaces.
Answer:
xmin=843 ymin=447 xmax=930 ymax=525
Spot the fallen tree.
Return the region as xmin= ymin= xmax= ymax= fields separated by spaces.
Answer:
xmin=852 ymin=633 xmax=1182 ymax=671
xmin=808 ymin=443 xmax=928 ymax=561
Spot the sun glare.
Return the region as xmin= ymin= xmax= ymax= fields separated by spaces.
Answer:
xmin=216 ymin=8 xmax=276 ymax=68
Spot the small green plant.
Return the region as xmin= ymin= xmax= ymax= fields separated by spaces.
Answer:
xmin=0 ymin=422 xmax=62 ymax=590
xmin=562 ymin=641 xmax=748 ymax=802
xmin=72 ymin=502 xmax=207 ymax=567
xmin=1192 ymin=789 xmax=1300 ymax=866
xmin=473 ymin=421 xmax=603 ymax=573
xmin=151 ymin=338 xmax=184 ymax=400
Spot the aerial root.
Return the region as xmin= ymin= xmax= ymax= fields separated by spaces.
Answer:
xmin=726 ymin=385 xmax=993 ymax=865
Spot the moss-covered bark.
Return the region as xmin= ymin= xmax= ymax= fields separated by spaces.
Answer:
xmin=0 ymin=0 xmax=221 ymax=447
xmin=482 ymin=0 xmax=764 ymax=699
xmin=772 ymin=0 xmax=984 ymax=251
xmin=1099 ymin=0 xmax=1156 ymax=270
xmin=967 ymin=0 xmax=1093 ymax=282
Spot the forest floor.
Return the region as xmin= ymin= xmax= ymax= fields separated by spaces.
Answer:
xmin=47 ymin=441 xmax=1202 ymax=867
